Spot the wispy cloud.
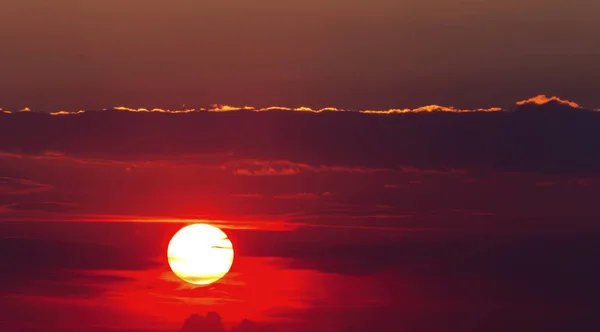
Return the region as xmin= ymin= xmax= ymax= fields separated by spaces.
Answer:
xmin=226 ymin=160 xmax=386 ymax=176
xmin=230 ymin=193 xmax=266 ymax=199
xmin=273 ymin=192 xmax=333 ymax=200
xmin=0 ymin=201 xmax=77 ymax=213
xmin=0 ymin=177 xmax=54 ymax=195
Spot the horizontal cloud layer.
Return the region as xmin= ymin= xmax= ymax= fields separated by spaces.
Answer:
xmin=1 ymin=96 xmax=600 ymax=175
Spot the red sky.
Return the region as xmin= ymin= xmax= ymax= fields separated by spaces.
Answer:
xmin=2 ymin=96 xmax=600 ymax=331
xmin=1 ymin=1 xmax=600 ymax=331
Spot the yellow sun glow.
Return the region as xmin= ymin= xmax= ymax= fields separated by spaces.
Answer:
xmin=167 ymin=224 xmax=234 ymax=285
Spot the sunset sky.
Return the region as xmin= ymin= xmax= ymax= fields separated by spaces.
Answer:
xmin=1 ymin=1 xmax=600 ymax=332
xmin=1 ymin=0 xmax=600 ymax=110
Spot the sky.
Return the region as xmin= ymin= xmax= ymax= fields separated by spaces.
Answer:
xmin=1 ymin=1 xmax=600 ymax=110
xmin=1 ymin=1 xmax=600 ymax=332
xmin=2 ymin=97 xmax=600 ymax=332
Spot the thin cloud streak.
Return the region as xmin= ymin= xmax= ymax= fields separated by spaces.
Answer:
xmin=0 ymin=211 xmax=431 ymax=232
xmin=273 ymin=192 xmax=333 ymax=200
xmin=0 ymin=212 xmax=296 ymax=230
xmin=0 ymin=177 xmax=54 ymax=195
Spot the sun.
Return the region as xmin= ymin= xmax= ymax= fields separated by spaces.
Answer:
xmin=167 ymin=224 xmax=234 ymax=285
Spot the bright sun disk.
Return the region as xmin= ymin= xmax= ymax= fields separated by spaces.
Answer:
xmin=167 ymin=224 xmax=234 ymax=285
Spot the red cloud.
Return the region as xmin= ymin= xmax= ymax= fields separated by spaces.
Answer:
xmin=273 ymin=192 xmax=332 ymax=200
xmin=0 ymin=177 xmax=54 ymax=195
xmin=232 ymin=192 xmax=333 ymax=200
xmin=0 ymin=201 xmax=76 ymax=213
xmin=231 ymin=193 xmax=266 ymax=199
xmin=227 ymin=160 xmax=386 ymax=176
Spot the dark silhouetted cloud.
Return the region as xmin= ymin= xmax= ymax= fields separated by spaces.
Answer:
xmin=2 ymin=96 xmax=600 ymax=176
xmin=180 ymin=312 xmax=269 ymax=332
xmin=0 ymin=237 xmax=160 ymax=298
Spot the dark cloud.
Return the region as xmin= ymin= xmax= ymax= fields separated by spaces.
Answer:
xmin=236 ymin=227 xmax=600 ymax=312
xmin=1 ymin=97 xmax=600 ymax=176
xmin=263 ymin=231 xmax=600 ymax=294
xmin=1 ymin=222 xmax=599 ymax=331
xmin=259 ymin=231 xmax=600 ymax=332
xmin=535 ymin=177 xmax=600 ymax=186
xmin=0 ymin=237 xmax=159 ymax=298
xmin=181 ymin=312 xmax=226 ymax=332
xmin=0 ymin=177 xmax=53 ymax=195
xmin=0 ymin=237 xmax=159 ymax=272
xmin=180 ymin=312 xmax=270 ymax=332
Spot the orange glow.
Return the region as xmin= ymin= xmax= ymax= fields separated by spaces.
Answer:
xmin=4 ymin=96 xmax=597 ymax=116
xmin=361 ymin=105 xmax=503 ymax=114
xmin=515 ymin=95 xmax=582 ymax=108
xmin=113 ymin=106 xmax=198 ymax=113
xmin=15 ymin=105 xmax=500 ymax=115
xmin=49 ymin=110 xmax=86 ymax=116
xmin=167 ymin=224 xmax=234 ymax=285
xmin=257 ymin=106 xmax=344 ymax=113
xmin=10 ymin=99 xmax=590 ymax=116
xmin=3 ymin=95 xmax=597 ymax=122
xmin=207 ymin=105 xmax=255 ymax=112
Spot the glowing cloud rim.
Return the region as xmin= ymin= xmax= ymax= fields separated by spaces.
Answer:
xmin=4 ymin=95 xmax=597 ymax=116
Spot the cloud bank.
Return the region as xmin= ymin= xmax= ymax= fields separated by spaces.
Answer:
xmin=2 ymin=96 xmax=600 ymax=175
